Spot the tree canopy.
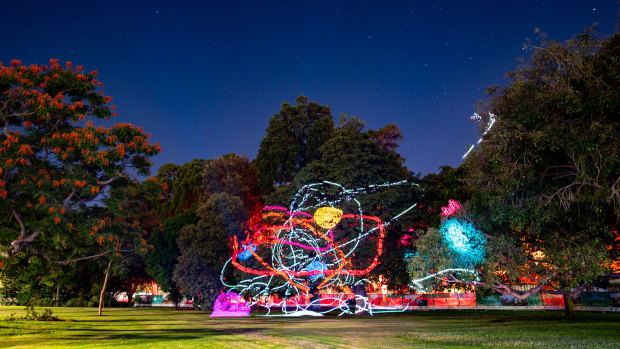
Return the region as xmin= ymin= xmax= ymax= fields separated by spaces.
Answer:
xmin=155 ymin=159 xmax=206 ymax=220
xmin=0 ymin=59 xmax=161 ymax=267
xmin=256 ymin=95 xmax=334 ymax=193
xmin=408 ymin=29 xmax=620 ymax=315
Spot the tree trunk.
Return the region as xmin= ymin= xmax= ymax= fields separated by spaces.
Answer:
xmin=55 ymin=285 xmax=60 ymax=307
xmin=98 ymin=259 xmax=112 ymax=316
xmin=563 ymin=294 xmax=575 ymax=319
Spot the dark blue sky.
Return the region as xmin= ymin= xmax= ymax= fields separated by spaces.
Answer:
xmin=2 ymin=1 xmax=617 ymax=175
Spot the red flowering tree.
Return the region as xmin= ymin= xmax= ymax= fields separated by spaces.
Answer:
xmin=0 ymin=59 xmax=161 ymax=267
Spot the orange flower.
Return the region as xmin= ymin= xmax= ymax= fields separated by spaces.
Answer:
xmin=49 ymin=207 xmax=55 ymax=213
xmin=54 ymin=217 xmax=61 ymax=224
xmin=60 ymin=207 xmax=66 ymax=214
xmin=27 ymin=202 xmax=33 ymax=207
xmin=39 ymin=196 xmax=46 ymax=204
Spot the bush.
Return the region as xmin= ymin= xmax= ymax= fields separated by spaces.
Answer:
xmin=0 ymin=296 xmax=17 ymax=306
xmin=87 ymin=295 xmax=99 ymax=308
xmin=64 ymin=297 xmax=88 ymax=307
xmin=34 ymin=298 xmax=55 ymax=307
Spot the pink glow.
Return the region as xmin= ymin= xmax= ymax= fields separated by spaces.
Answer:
xmin=399 ymin=233 xmax=412 ymax=246
xmin=262 ymin=206 xmax=313 ymax=218
xmin=441 ymin=199 xmax=461 ymax=217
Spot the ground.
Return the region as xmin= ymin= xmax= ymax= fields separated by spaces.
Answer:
xmin=0 ymin=307 xmax=619 ymax=348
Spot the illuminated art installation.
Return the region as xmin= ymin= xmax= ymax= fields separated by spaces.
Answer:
xmin=210 ymin=291 xmax=251 ymax=317
xmin=220 ymin=180 xmax=420 ymax=316
xmin=463 ymin=112 xmax=496 ymax=159
xmin=409 ymin=200 xmax=485 ymax=291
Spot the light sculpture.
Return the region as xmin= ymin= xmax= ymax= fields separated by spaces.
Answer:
xmin=440 ymin=218 xmax=486 ymax=268
xmin=210 ymin=291 xmax=251 ymax=317
xmin=220 ymin=180 xmax=421 ymax=316
xmin=408 ymin=201 xmax=486 ymax=291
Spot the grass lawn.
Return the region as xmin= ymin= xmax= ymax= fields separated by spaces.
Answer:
xmin=0 ymin=306 xmax=619 ymax=348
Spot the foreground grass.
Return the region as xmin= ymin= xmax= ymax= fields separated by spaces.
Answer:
xmin=0 ymin=307 xmax=619 ymax=348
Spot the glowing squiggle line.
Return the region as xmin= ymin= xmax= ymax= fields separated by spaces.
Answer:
xmin=409 ymin=268 xmax=476 ymax=290
xmin=463 ymin=113 xmax=496 ymax=159
xmin=221 ymin=180 xmax=422 ymax=316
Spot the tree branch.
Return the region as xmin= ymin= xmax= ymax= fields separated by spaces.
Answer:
xmin=98 ymin=176 xmax=119 ymax=186
xmin=22 ymin=244 xmax=137 ymax=265
xmin=63 ymin=188 xmax=78 ymax=207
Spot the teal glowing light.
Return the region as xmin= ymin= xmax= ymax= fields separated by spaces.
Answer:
xmin=440 ymin=218 xmax=485 ymax=267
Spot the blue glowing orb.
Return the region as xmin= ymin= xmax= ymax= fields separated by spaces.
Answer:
xmin=238 ymin=244 xmax=256 ymax=261
xmin=440 ymin=218 xmax=485 ymax=267
xmin=305 ymin=260 xmax=327 ymax=281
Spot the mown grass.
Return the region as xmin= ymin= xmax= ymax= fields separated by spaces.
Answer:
xmin=0 ymin=306 xmax=619 ymax=348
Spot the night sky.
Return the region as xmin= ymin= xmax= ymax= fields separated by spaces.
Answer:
xmin=1 ymin=1 xmax=617 ymax=175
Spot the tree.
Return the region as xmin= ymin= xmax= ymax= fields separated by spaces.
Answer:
xmin=290 ymin=115 xmax=419 ymax=289
xmin=144 ymin=210 xmax=198 ymax=307
xmin=172 ymin=249 xmax=220 ymax=310
xmin=0 ymin=60 xmax=160 ymax=315
xmin=202 ymin=153 xmax=262 ymax=216
xmin=154 ymin=159 xmax=206 ymax=219
xmin=460 ymin=29 xmax=619 ymax=317
xmin=294 ymin=115 xmax=407 ymax=189
xmin=256 ymin=95 xmax=334 ymax=193
xmin=367 ymin=123 xmax=404 ymax=153
xmin=174 ymin=193 xmax=248 ymax=309
xmin=0 ymin=59 xmax=162 ymax=263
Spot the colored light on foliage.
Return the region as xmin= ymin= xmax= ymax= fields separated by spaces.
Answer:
xmin=313 ymin=206 xmax=343 ymax=229
xmin=440 ymin=218 xmax=486 ymax=267
xmin=440 ymin=199 xmax=461 ymax=217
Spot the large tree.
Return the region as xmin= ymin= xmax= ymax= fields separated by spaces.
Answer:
xmin=158 ymin=154 xmax=261 ymax=309
xmin=173 ymin=193 xmax=248 ymax=309
xmin=154 ymin=159 xmax=206 ymax=220
xmin=290 ymin=115 xmax=421 ymax=289
xmin=256 ymin=95 xmax=334 ymax=193
xmin=456 ymin=29 xmax=618 ymax=316
xmin=294 ymin=115 xmax=407 ymax=189
xmin=202 ymin=153 xmax=262 ymax=216
xmin=0 ymin=59 xmax=161 ymax=267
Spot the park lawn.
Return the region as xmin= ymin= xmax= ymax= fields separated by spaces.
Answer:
xmin=0 ymin=307 xmax=618 ymax=348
